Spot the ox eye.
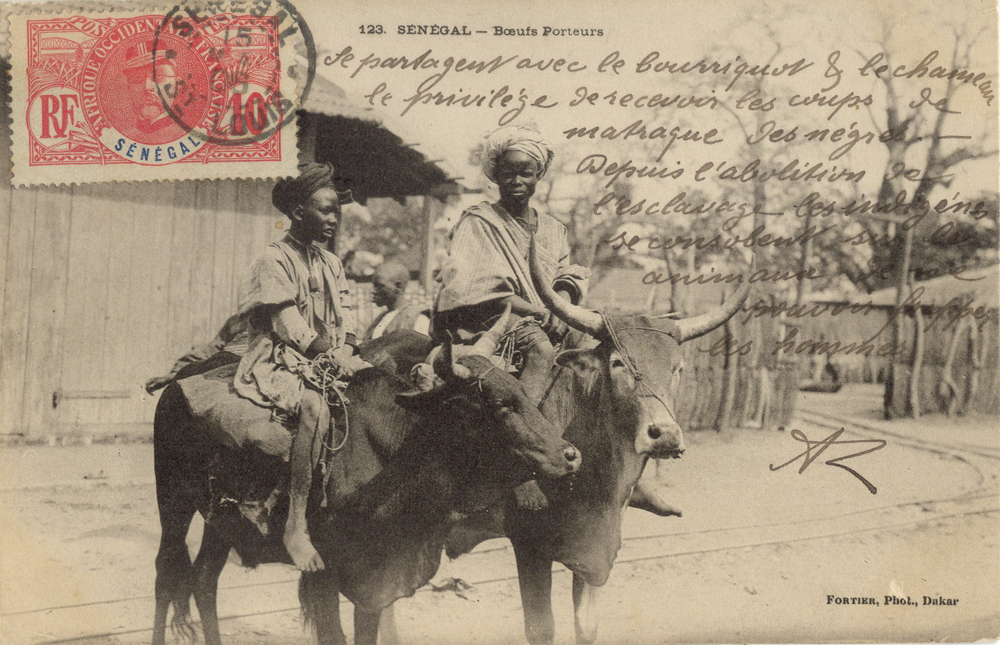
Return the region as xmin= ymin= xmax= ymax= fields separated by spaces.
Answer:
xmin=611 ymin=357 xmax=626 ymax=369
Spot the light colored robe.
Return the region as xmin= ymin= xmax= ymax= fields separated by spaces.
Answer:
xmin=233 ymin=234 xmax=356 ymax=413
xmin=436 ymin=202 xmax=589 ymax=321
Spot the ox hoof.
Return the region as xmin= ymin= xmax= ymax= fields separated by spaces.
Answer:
xmin=514 ymin=480 xmax=549 ymax=511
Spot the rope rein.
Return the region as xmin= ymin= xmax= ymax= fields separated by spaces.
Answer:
xmin=475 ymin=365 xmax=499 ymax=391
xmin=303 ymin=351 xmax=352 ymax=452
xmin=299 ymin=352 xmax=355 ymax=508
xmin=496 ymin=316 xmax=538 ymax=372
xmin=601 ymin=314 xmax=676 ymax=415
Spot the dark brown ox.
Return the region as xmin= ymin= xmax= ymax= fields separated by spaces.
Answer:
xmin=150 ymin=312 xmax=580 ymax=645
xmin=446 ymin=238 xmax=752 ymax=644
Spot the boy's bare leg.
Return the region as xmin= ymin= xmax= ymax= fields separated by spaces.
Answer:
xmin=284 ymin=389 xmax=327 ymax=572
xmin=518 ymin=329 xmax=556 ymax=407
xmin=514 ymin=331 xmax=555 ymax=511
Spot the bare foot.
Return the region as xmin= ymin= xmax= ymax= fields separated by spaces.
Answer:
xmin=629 ymin=482 xmax=682 ymax=517
xmin=514 ymin=480 xmax=549 ymax=511
xmin=284 ymin=531 xmax=326 ymax=572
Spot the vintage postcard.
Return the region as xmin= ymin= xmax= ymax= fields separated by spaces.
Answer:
xmin=0 ymin=0 xmax=997 ymax=644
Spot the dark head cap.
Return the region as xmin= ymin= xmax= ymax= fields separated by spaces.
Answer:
xmin=272 ymin=162 xmax=353 ymax=216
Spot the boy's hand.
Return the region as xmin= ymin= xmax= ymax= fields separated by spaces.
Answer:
xmin=331 ymin=344 xmax=354 ymax=365
xmin=305 ymin=334 xmax=333 ymax=359
xmin=539 ymin=309 xmax=568 ymax=340
xmin=145 ymin=375 xmax=172 ymax=394
xmin=331 ymin=345 xmax=371 ymax=375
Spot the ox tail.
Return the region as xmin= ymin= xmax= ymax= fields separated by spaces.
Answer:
xmin=169 ymin=590 xmax=197 ymax=643
xmin=155 ymin=507 xmax=197 ymax=643
xmin=298 ymin=572 xmax=323 ymax=634
xmin=299 ymin=575 xmax=317 ymax=632
xmin=298 ymin=571 xmax=340 ymax=637
xmin=153 ymin=531 xmax=196 ymax=642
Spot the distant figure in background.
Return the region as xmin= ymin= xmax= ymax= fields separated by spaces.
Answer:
xmin=365 ymin=260 xmax=431 ymax=340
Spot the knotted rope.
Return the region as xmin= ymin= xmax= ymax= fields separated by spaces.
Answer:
xmin=600 ymin=314 xmax=677 ymax=416
xmin=300 ymin=352 xmax=354 ymax=507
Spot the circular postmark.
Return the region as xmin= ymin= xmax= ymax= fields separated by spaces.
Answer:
xmin=151 ymin=0 xmax=316 ymax=147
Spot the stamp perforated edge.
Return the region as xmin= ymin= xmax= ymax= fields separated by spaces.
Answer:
xmin=3 ymin=0 xmax=313 ymax=187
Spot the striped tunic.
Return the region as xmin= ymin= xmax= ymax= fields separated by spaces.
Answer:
xmin=435 ymin=202 xmax=588 ymax=335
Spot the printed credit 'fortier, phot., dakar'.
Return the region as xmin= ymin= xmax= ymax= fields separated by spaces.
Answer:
xmin=0 ymin=1 xmax=997 ymax=644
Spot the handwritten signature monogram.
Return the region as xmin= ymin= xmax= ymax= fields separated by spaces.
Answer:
xmin=770 ymin=427 xmax=887 ymax=494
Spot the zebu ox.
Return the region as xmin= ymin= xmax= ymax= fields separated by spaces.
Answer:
xmin=150 ymin=310 xmax=581 ymax=645
xmin=447 ymin=238 xmax=753 ymax=644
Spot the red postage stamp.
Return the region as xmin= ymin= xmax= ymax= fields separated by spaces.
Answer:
xmin=7 ymin=4 xmax=312 ymax=185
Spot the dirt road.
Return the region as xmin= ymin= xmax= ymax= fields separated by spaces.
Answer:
xmin=1 ymin=388 xmax=997 ymax=644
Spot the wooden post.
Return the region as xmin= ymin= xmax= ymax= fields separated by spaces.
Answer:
xmin=967 ymin=323 xmax=985 ymax=411
xmin=298 ymin=111 xmax=317 ymax=163
xmin=420 ymin=194 xmax=437 ymax=296
xmin=663 ymin=250 xmax=677 ymax=312
xmin=715 ymin=287 xmax=737 ymax=433
xmin=887 ymin=223 xmax=916 ymax=418
xmin=680 ymin=245 xmax=694 ymax=315
xmin=939 ymin=321 xmax=968 ymax=418
xmin=795 ymin=211 xmax=812 ymax=306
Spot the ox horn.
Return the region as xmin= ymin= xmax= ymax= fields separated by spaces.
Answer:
xmin=529 ymin=235 xmax=607 ymax=338
xmin=470 ymin=301 xmax=512 ymax=357
xmin=438 ymin=332 xmax=473 ymax=381
xmin=673 ymin=254 xmax=755 ymax=343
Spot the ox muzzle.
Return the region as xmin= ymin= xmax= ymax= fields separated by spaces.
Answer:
xmin=635 ymin=404 xmax=685 ymax=459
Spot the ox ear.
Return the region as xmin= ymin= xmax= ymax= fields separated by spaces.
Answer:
xmin=555 ymin=349 xmax=602 ymax=379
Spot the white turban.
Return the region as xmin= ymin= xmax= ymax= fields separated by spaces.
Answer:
xmin=480 ymin=126 xmax=555 ymax=183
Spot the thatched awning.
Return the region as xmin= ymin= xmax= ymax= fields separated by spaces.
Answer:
xmin=300 ymin=76 xmax=464 ymax=203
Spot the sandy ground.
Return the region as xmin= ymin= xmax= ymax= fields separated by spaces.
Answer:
xmin=1 ymin=384 xmax=998 ymax=645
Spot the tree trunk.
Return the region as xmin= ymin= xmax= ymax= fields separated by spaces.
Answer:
xmin=715 ymin=291 xmax=738 ymax=433
xmin=420 ymin=195 xmax=439 ymax=296
xmin=909 ymin=306 xmax=925 ymax=418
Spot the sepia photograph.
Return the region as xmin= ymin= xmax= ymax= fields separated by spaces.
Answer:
xmin=0 ymin=0 xmax=997 ymax=643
